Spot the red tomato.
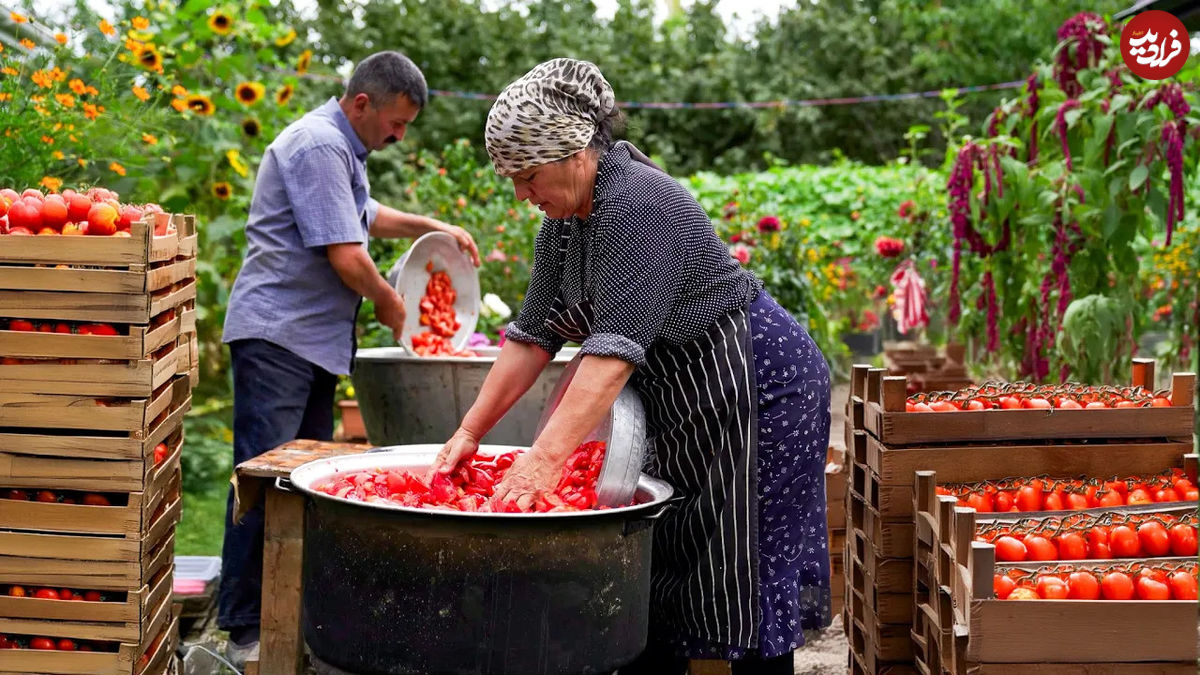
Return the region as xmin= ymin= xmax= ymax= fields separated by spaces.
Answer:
xmin=1169 ymin=524 xmax=1198 ymax=557
xmin=1109 ymin=525 xmax=1141 ymax=557
xmin=1042 ymin=491 xmax=1064 ymax=511
xmin=1136 ymin=576 xmax=1171 ymax=600
xmin=1101 ymin=572 xmax=1135 ymax=600
xmin=1007 ymin=586 xmax=1040 ymax=600
xmin=966 ymin=492 xmax=993 ymax=513
xmin=56 ymin=639 xmax=76 ymax=651
xmin=994 ymin=491 xmax=1015 ymax=512
xmin=1169 ymin=571 xmax=1198 ymax=600
xmin=1035 ymin=575 xmax=1069 ymax=599
xmin=33 ymin=588 xmax=60 ymax=600
xmin=1097 ymin=489 xmax=1124 ymax=508
xmin=1066 ymin=571 xmax=1100 ymax=599
xmin=1154 ymin=487 xmax=1181 ymax=503
xmin=1126 ymin=488 xmax=1153 ymax=505
xmin=993 ymin=535 xmax=1027 ymax=562
xmin=999 ymin=396 xmax=1022 ymax=409
xmin=29 ymin=637 xmax=56 ymax=650
xmin=1056 ymin=532 xmax=1087 ymax=560
xmin=993 ymin=574 xmax=1016 ymax=599
xmin=82 ymin=590 xmax=103 ymax=602
xmin=1016 ymin=483 xmax=1044 ymax=512
xmin=1022 ymin=397 xmax=1052 ymax=409
xmin=1064 ymin=492 xmax=1090 ymax=510
xmin=1137 ymin=522 xmax=1172 ymax=557
xmin=1024 ymin=535 xmax=1058 ymax=561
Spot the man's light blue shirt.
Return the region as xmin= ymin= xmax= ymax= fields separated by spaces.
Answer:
xmin=222 ymin=98 xmax=381 ymax=375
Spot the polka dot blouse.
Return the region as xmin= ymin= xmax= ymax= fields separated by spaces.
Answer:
xmin=505 ymin=142 xmax=763 ymax=367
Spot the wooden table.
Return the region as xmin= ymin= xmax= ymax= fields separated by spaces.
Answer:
xmin=232 ymin=439 xmax=370 ymax=675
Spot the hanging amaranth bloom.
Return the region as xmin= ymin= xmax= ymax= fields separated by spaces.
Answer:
xmin=1054 ymin=12 xmax=1108 ymax=98
xmin=1056 ymin=99 xmax=1080 ymax=171
xmin=1162 ymin=121 xmax=1186 ymax=246
xmin=946 ymin=144 xmax=980 ymax=325
xmin=1024 ymin=73 xmax=1041 ymax=163
xmin=982 ymin=270 xmax=999 ymax=352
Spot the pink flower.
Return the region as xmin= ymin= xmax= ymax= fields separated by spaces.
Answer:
xmin=897 ymin=200 xmax=916 ymax=220
xmin=730 ymin=243 xmax=751 ymax=265
xmin=756 ymin=215 xmax=781 ymax=232
xmin=874 ymin=236 xmax=905 ymax=258
xmin=723 ymin=201 xmax=738 ymax=220
xmin=485 ymin=248 xmax=507 ymax=263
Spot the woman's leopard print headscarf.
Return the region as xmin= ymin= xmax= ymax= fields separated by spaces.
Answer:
xmin=485 ymin=58 xmax=616 ymax=177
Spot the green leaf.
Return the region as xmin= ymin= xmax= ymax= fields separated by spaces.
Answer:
xmin=1128 ymin=164 xmax=1149 ymax=191
xmin=1102 ymin=205 xmax=1120 ymax=240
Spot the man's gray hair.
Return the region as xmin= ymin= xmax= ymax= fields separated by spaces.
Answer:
xmin=345 ymin=51 xmax=428 ymax=108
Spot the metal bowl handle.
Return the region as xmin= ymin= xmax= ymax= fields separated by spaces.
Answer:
xmin=622 ymin=494 xmax=683 ymax=536
xmin=275 ymin=476 xmax=298 ymax=494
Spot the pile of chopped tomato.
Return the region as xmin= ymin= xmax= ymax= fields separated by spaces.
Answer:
xmin=314 ymin=440 xmax=614 ymax=513
xmin=411 ymin=261 xmax=475 ymax=357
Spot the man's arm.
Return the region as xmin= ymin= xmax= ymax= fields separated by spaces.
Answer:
xmin=369 ymin=204 xmax=481 ymax=266
xmin=327 ymin=243 xmax=406 ymax=340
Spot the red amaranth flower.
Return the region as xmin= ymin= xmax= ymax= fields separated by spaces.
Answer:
xmin=897 ymin=200 xmax=916 ymax=220
xmin=723 ymin=201 xmax=738 ymax=220
xmin=756 ymin=215 xmax=781 ymax=232
xmin=1025 ymin=73 xmax=1041 ymax=162
xmin=1056 ymin=99 xmax=1081 ymax=171
xmin=1054 ymin=12 xmax=1108 ymax=98
xmin=982 ymin=270 xmax=999 ymax=352
xmin=1162 ymin=120 xmax=1186 ymax=246
xmin=874 ymin=236 xmax=905 ymax=258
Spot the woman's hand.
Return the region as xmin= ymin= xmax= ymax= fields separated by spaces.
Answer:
xmin=429 ymin=428 xmax=480 ymax=478
xmin=491 ymin=446 xmax=563 ymax=511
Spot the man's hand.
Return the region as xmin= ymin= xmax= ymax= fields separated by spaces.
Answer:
xmin=376 ymin=291 xmax=406 ymax=342
xmin=369 ymin=207 xmax=481 ymax=267
xmin=443 ymin=223 xmax=480 ymax=267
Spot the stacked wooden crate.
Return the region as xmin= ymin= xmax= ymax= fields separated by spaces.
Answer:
xmin=0 ymin=213 xmax=195 ymax=674
xmin=173 ymin=215 xmax=199 ymax=389
xmin=856 ymin=360 xmax=1195 ymax=675
xmin=826 ymin=446 xmax=848 ymax=618
xmin=882 ymin=342 xmax=971 ymax=395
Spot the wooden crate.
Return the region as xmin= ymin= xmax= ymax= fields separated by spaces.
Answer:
xmin=0 ymin=335 xmax=187 ymax=398
xmin=174 ymin=331 xmax=198 ymax=377
xmin=0 ymin=256 xmax=195 ymax=297
xmin=0 ymin=564 xmax=172 ymax=642
xmin=0 ymin=372 xmax=188 ymax=433
xmin=0 ymin=456 xmax=179 ymax=537
xmin=0 ymin=277 xmax=196 ymax=327
xmin=862 ymin=365 xmax=1196 ymax=446
xmin=0 ymin=530 xmax=173 ymax=593
xmin=0 ymin=596 xmax=178 ymax=675
xmin=914 ymin=470 xmax=1198 ymax=673
xmin=0 ymin=216 xmax=180 ymax=268
xmin=0 ymin=392 xmax=188 ymax=462
xmin=173 ymin=214 xmax=197 ymax=259
xmin=0 ymin=315 xmax=180 ymax=360
xmin=0 ymin=421 xmax=181 ymax=493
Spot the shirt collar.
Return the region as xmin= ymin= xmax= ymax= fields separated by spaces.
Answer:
xmin=320 ymin=97 xmax=369 ymax=162
xmin=591 ymin=142 xmax=630 ymax=210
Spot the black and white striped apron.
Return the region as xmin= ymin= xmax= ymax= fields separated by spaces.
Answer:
xmin=543 ymin=229 xmax=761 ymax=650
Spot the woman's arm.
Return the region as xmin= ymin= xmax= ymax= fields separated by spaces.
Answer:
xmin=431 ymin=338 xmax=553 ymax=473
xmin=491 ymin=354 xmax=634 ymax=509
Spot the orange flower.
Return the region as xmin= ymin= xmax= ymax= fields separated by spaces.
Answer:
xmin=52 ymin=150 xmax=64 ymax=160
xmin=48 ymin=68 xmax=66 ymax=82
xmin=77 ymin=158 xmax=87 ymax=167
xmin=31 ymin=70 xmax=52 ymax=89
xmin=1 ymin=67 xmax=18 ymax=77
xmin=20 ymin=39 xmax=35 ymax=50
xmin=54 ymin=33 xmax=67 ymax=45
xmin=54 ymin=93 xmax=75 ymax=108
xmin=86 ymin=85 xmax=98 ymax=96
xmin=132 ymin=16 xmax=150 ymax=30
xmin=10 ymin=12 xmax=27 ymax=23
xmin=0 ymin=43 xmax=4 ymax=53
xmin=171 ymin=98 xmax=187 ymax=113
xmin=69 ymin=78 xmax=87 ymax=95
xmin=83 ymin=103 xmax=101 ymax=120
xmin=0 ymin=93 xmax=14 ymax=102
xmin=109 ymin=161 xmax=126 ymax=176
xmin=132 ymin=85 xmax=150 ymax=102
xmin=41 ymin=135 xmax=53 ymax=145
xmin=40 ymin=176 xmax=62 ymax=192
xmin=99 ymin=19 xmax=115 ymax=36
xmin=171 ymin=84 xmax=188 ymax=97
xmin=142 ymin=133 xmax=157 ymax=145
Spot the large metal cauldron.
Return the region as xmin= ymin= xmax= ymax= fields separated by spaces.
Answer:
xmin=352 ymin=346 xmax=580 ymax=446
xmin=287 ymin=446 xmax=675 ymax=675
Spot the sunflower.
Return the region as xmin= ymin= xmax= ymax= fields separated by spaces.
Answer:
xmin=212 ymin=182 xmax=232 ymax=200
xmin=275 ymin=84 xmax=293 ymax=106
xmin=275 ymin=28 xmax=296 ymax=47
xmin=226 ymin=149 xmax=248 ymax=178
xmin=235 ymin=81 xmax=265 ymax=106
xmin=241 ymin=118 xmax=261 ymax=138
xmin=138 ymin=45 xmax=163 ymax=72
xmin=296 ymin=49 xmax=312 ymax=74
xmin=208 ymin=10 xmax=233 ymax=35
xmin=185 ymin=94 xmax=214 ymax=116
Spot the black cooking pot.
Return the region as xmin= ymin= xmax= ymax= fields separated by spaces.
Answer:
xmin=286 ymin=445 xmax=676 ymax=675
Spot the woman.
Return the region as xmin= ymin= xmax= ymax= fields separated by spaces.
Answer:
xmin=432 ymin=58 xmax=832 ymax=673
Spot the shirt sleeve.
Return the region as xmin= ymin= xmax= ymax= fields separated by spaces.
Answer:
xmin=504 ymin=219 xmax=568 ymax=356
xmin=365 ymin=197 xmax=381 ymax=229
xmin=580 ymin=200 xmax=685 ymax=367
xmin=280 ymin=144 xmax=367 ymax=248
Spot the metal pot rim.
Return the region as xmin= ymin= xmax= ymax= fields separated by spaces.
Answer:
xmin=354 ymin=346 xmax=580 ymax=365
xmin=288 ymin=445 xmax=674 ymax=520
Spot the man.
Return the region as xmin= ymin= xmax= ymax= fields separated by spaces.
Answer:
xmin=218 ymin=51 xmax=479 ymax=665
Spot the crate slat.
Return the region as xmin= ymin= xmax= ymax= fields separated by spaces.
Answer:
xmin=0 ymin=340 xmax=182 ymax=397
xmin=0 ymin=278 xmax=195 ymax=325
xmin=0 ymin=531 xmax=172 ymax=592
xmin=0 ymin=316 xmax=180 ymax=360
xmin=0 ymin=217 xmax=175 ymax=268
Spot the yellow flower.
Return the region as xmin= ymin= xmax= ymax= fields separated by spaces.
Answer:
xmin=142 ymin=132 xmax=158 ymax=145
xmin=212 ymin=182 xmax=232 ymax=200
xmin=99 ymin=19 xmax=115 ymax=36
xmin=185 ymin=94 xmax=214 ymax=115
xmin=138 ymin=45 xmax=162 ymax=72
xmin=78 ymin=158 xmax=87 ymax=167
xmin=296 ymin=49 xmax=312 ymax=74
xmin=40 ymin=176 xmax=62 ymax=192
xmin=109 ymin=161 xmax=126 ymax=176
xmin=226 ymin=149 xmax=249 ymax=177
xmin=241 ymin=118 xmax=261 ymax=137
xmin=275 ymin=28 xmax=296 ymax=47
xmin=275 ymin=84 xmax=293 ymax=106
xmin=54 ymin=93 xmax=75 ymax=108
xmin=10 ymin=12 xmax=27 ymax=23
xmin=234 ymin=81 xmax=265 ymax=106
xmin=20 ymin=38 xmax=35 ymax=50
xmin=208 ymin=10 xmax=233 ymax=35
xmin=171 ymin=84 xmax=188 ymax=97
xmin=52 ymin=150 xmax=64 ymax=160
xmin=69 ymin=79 xmax=87 ymax=95
xmin=132 ymin=16 xmax=150 ymax=30
xmin=54 ymin=33 xmax=67 ymax=45
xmin=800 ymin=218 xmax=811 ymax=227
xmin=132 ymin=85 xmax=150 ymax=102
xmin=0 ymin=44 xmax=4 ymax=53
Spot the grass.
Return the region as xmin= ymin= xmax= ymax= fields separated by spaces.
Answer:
xmin=177 ymin=489 xmax=228 ymax=556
